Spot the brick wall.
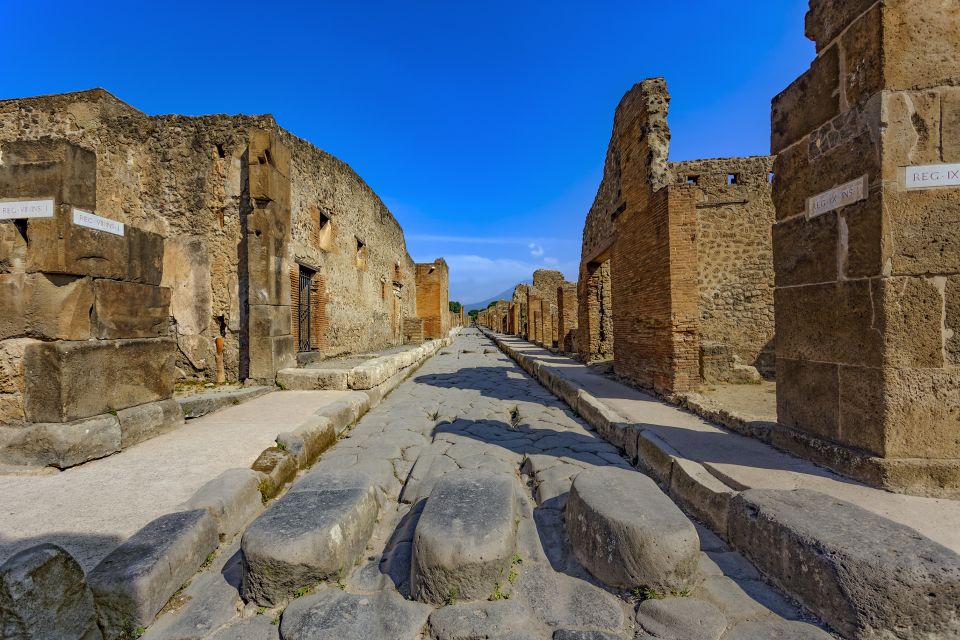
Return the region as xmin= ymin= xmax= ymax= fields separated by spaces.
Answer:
xmin=415 ymin=259 xmax=449 ymax=340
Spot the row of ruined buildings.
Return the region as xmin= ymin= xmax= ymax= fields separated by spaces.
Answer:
xmin=480 ymin=0 xmax=960 ymax=500
xmin=0 ymin=90 xmax=462 ymax=467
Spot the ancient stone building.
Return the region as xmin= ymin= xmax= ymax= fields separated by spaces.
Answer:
xmin=579 ymin=78 xmax=776 ymax=394
xmin=525 ymin=270 xmax=565 ymax=348
xmin=0 ymin=90 xmax=425 ymax=387
xmin=770 ymin=0 xmax=960 ymax=496
xmin=557 ymin=282 xmax=578 ymax=354
xmin=415 ymin=259 xmax=450 ymax=340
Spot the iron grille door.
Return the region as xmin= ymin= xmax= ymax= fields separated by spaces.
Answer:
xmin=298 ymin=268 xmax=312 ymax=352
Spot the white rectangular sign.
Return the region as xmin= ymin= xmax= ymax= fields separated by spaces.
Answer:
xmin=807 ymin=175 xmax=868 ymax=219
xmin=905 ymin=163 xmax=960 ymax=190
xmin=0 ymin=198 xmax=55 ymax=220
xmin=72 ymin=208 xmax=125 ymax=236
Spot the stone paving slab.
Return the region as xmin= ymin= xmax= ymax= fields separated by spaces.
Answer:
xmin=0 ymin=390 xmax=355 ymax=571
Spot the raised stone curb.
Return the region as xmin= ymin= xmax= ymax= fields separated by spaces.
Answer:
xmin=0 ymin=543 xmax=101 ymax=640
xmin=117 ymin=398 xmax=184 ymax=449
xmin=566 ymin=467 xmax=699 ymax=590
xmin=177 ymin=386 xmax=273 ymax=419
xmin=728 ymin=488 xmax=960 ymax=639
xmin=411 ymin=469 xmax=518 ymax=604
xmin=180 ymin=468 xmax=265 ymax=540
xmin=240 ymin=469 xmax=379 ymax=606
xmin=87 ymin=509 xmax=219 ymax=640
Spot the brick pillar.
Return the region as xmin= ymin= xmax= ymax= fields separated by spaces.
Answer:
xmin=771 ymin=1 xmax=960 ymax=496
xmin=557 ymin=283 xmax=578 ymax=354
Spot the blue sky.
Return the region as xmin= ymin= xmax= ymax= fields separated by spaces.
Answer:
xmin=2 ymin=1 xmax=813 ymax=303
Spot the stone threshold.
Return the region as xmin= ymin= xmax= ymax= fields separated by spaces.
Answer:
xmin=276 ymin=336 xmax=454 ymax=392
xmin=482 ymin=329 xmax=960 ymax=640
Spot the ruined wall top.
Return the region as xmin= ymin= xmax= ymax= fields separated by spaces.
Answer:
xmin=580 ymin=78 xmax=671 ymax=265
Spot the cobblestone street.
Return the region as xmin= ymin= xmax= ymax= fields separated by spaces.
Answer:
xmin=146 ymin=329 xmax=829 ymax=640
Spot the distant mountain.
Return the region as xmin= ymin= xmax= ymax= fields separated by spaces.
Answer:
xmin=464 ymin=281 xmax=531 ymax=312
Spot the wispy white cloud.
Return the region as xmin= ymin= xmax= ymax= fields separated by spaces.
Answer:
xmin=528 ymin=243 xmax=545 ymax=257
xmin=409 ymin=234 xmax=559 ymax=245
xmin=446 ymin=254 xmax=578 ymax=303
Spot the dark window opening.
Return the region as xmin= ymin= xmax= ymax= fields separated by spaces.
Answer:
xmin=216 ymin=144 xmax=226 ymax=158
xmin=769 ymin=172 xmax=775 ymax=183
xmin=727 ymin=174 xmax=739 ymax=185
xmin=687 ymin=175 xmax=699 ymax=186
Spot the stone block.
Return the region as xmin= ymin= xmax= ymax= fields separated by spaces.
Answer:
xmin=0 ymin=138 xmax=97 ymax=208
xmin=840 ymin=192 xmax=885 ymax=279
xmin=0 ymin=393 xmax=24 ymax=425
xmin=23 ymin=338 xmax=176 ymax=423
xmin=161 ymin=236 xmax=212 ymax=336
xmin=774 ymin=281 xmax=882 ymax=368
xmin=804 ymin=0 xmax=877 ymax=51
xmin=0 ymin=543 xmax=101 ymax=640
xmin=117 ymin=398 xmax=184 ymax=449
xmin=87 ymin=510 xmax=218 ymax=640
xmin=634 ymin=430 xmax=679 ymax=483
xmin=566 ymin=467 xmax=699 ymax=590
xmin=26 ymin=208 xmax=129 ymax=280
xmin=943 ymin=89 xmax=960 ymax=163
xmin=241 ymin=470 xmax=379 ymax=606
xmin=877 ymin=276 xmax=945 ymax=369
xmin=0 ymin=338 xmax=35 ymax=394
xmin=411 ymin=470 xmax=518 ymax=604
xmin=948 ymin=277 xmax=960 ymax=366
xmin=771 ymin=44 xmax=840 ymax=154
xmin=248 ymin=332 xmax=295 ymax=382
xmin=776 ymin=358 xmax=839 ymax=444
xmin=669 ymin=458 xmax=735 ymax=535
xmin=727 ymin=488 xmax=960 ymax=639
xmin=772 ymin=214 xmax=837 ymax=288
xmin=279 ymin=587 xmax=431 ymax=640
xmin=0 ymin=273 xmax=94 ymax=341
xmin=636 ymin=597 xmax=727 ymax=640
xmin=884 ymin=187 xmax=960 ymax=278
xmin=276 ymin=367 xmax=348 ymax=391
xmin=249 ymin=304 xmax=291 ymax=338
xmin=250 ymin=447 xmax=297 ymax=499
xmin=0 ymin=414 xmax=120 ymax=468
xmin=884 ymin=367 xmax=960 ymax=460
xmin=124 ymin=226 xmax=164 ymax=286
xmin=246 ymin=202 xmax=291 ymax=307
xmin=0 ymin=222 xmax=26 ymax=273
xmin=92 ymin=280 xmax=171 ymax=339
xmin=840 ymin=3 xmax=882 ymax=107
xmin=176 ymin=385 xmax=272 ymax=419
xmin=182 ymin=468 xmax=265 ymax=540
xmin=285 ymin=415 xmax=336 ymax=467
xmin=881 ymin=0 xmax=960 ymax=93
xmin=882 ymin=90 xmax=942 ymax=178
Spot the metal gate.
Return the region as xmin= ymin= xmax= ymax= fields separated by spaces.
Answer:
xmin=298 ymin=267 xmax=312 ymax=352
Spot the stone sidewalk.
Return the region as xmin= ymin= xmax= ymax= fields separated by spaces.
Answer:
xmin=0 ymin=390 xmax=353 ymax=571
xmin=143 ymin=329 xmax=829 ymax=640
xmin=489 ymin=333 xmax=960 ymax=554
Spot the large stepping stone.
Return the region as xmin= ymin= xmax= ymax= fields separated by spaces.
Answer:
xmin=88 ymin=510 xmax=219 ymax=640
xmin=635 ymin=597 xmax=728 ymax=640
xmin=411 ymin=469 xmax=518 ymax=604
xmin=566 ymin=467 xmax=699 ymax=590
xmin=0 ymin=543 xmax=101 ymax=640
xmin=279 ymin=586 xmax=431 ymax=640
xmin=240 ymin=469 xmax=379 ymax=606
xmin=729 ymin=488 xmax=960 ymax=640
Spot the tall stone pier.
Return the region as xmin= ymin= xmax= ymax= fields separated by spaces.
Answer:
xmin=771 ymin=0 xmax=960 ymax=496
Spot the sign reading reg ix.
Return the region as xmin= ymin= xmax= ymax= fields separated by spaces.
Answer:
xmin=905 ymin=163 xmax=960 ymax=190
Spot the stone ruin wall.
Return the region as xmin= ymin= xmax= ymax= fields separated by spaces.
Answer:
xmin=670 ymin=157 xmax=776 ymax=379
xmin=530 ymin=269 xmax=565 ymax=348
xmin=580 ymin=78 xmax=777 ymax=394
xmin=415 ymin=259 xmax=449 ymax=340
xmin=0 ymin=90 xmax=419 ymax=383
